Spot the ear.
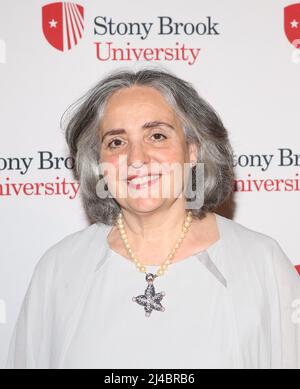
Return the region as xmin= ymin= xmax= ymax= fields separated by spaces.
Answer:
xmin=188 ymin=142 xmax=198 ymax=164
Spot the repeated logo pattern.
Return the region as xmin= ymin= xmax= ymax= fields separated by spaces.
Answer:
xmin=284 ymin=3 xmax=300 ymax=48
xmin=42 ymin=2 xmax=84 ymax=51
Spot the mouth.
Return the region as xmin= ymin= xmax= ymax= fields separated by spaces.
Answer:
xmin=126 ymin=174 xmax=161 ymax=190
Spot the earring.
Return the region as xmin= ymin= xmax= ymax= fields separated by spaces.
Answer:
xmin=98 ymin=173 xmax=108 ymax=191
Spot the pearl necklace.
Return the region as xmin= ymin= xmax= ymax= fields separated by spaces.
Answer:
xmin=116 ymin=210 xmax=193 ymax=317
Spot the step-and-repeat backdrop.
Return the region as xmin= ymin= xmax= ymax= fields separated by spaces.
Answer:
xmin=1 ymin=0 xmax=300 ymax=367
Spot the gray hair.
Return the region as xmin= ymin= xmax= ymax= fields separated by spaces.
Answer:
xmin=61 ymin=66 xmax=234 ymax=225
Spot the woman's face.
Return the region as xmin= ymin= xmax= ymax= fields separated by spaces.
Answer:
xmin=99 ymin=85 xmax=197 ymax=214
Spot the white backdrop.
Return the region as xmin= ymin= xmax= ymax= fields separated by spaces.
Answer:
xmin=1 ymin=0 xmax=300 ymax=368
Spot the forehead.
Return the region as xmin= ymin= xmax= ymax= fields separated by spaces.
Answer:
xmin=101 ymin=86 xmax=177 ymax=126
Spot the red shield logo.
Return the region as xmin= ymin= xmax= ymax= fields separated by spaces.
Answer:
xmin=42 ymin=2 xmax=84 ymax=51
xmin=284 ymin=3 xmax=300 ymax=48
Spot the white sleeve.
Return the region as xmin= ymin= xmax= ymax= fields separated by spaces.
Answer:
xmin=271 ymin=240 xmax=300 ymax=369
xmin=5 ymin=247 xmax=56 ymax=369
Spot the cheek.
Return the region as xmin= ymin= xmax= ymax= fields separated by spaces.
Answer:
xmin=99 ymin=148 xmax=117 ymax=163
xmin=99 ymin=154 xmax=120 ymax=184
xmin=153 ymin=146 xmax=186 ymax=164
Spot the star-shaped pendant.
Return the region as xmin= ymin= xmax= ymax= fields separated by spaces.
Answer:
xmin=132 ymin=273 xmax=166 ymax=317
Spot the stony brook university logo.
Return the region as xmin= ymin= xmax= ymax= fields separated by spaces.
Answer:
xmin=42 ymin=2 xmax=84 ymax=51
xmin=284 ymin=3 xmax=300 ymax=48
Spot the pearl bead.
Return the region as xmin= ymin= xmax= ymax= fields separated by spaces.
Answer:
xmin=116 ymin=210 xmax=193 ymax=278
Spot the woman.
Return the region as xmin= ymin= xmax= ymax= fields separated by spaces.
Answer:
xmin=6 ymin=68 xmax=300 ymax=369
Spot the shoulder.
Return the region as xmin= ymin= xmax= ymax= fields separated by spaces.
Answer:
xmin=47 ymin=223 xmax=100 ymax=254
xmin=215 ymin=213 xmax=298 ymax=281
xmin=216 ymin=212 xmax=278 ymax=252
xmin=23 ymin=222 xmax=111 ymax=326
xmin=31 ymin=222 xmax=109 ymax=284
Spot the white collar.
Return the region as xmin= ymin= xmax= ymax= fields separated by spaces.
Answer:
xmin=94 ymin=212 xmax=227 ymax=288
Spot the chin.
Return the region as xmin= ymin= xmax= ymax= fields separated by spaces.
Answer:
xmin=125 ymin=197 xmax=167 ymax=215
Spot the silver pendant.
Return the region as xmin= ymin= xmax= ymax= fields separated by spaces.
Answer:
xmin=132 ymin=273 xmax=166 ymax=317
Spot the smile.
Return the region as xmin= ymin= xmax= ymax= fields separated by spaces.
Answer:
xmin=127 ymin=174 xmax=161 ymax=189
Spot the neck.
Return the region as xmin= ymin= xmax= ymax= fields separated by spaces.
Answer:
xmin=118 ymin=200 xmax=189 ymax=262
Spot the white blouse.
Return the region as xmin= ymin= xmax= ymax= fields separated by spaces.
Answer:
xmin=6 ymin=213 xmax=300 ymax=369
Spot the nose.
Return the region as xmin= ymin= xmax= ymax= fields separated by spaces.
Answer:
xmin=127 ymin=142 xmax=149 ymax=168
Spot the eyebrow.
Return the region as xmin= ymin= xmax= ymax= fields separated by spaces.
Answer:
xmin=101 ymin=121 xmax=175 ymax=141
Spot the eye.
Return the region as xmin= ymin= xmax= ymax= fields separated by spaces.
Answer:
xmin=107 ymin=138 xmax=125 ymax=149
xmin=150 ymin=132 xmax=167 ymax=142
